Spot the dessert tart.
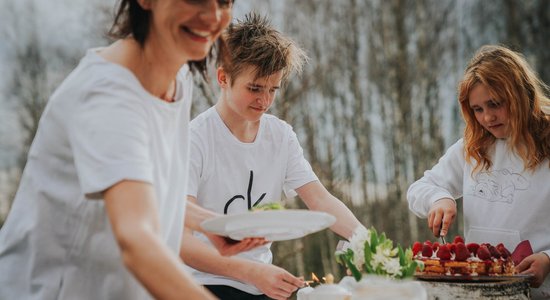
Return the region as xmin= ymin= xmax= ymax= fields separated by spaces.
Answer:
xmin=412 ymin=236 xmax=515 ymax=276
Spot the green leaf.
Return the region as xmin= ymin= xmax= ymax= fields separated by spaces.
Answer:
xmin=364 ymin=241 xmax=372 ymax=265
xmin=379 ymin=232 xmax=387 ymax=244
xmin=364 ymin=261 xmax=374 ymax=274
xmin=337 ymin=252 xmax=362 ymax=282
xmin=397 ymin=245 xmax=405 ymax=265
xmin=346 ymin=259 xmax=363 ymax=281
xmin=403 ymin=261 xmax=419 ymax=278
xmin=335 ymin=249 xmax=353 ymax=266
xmin=370 ymin=227 xmax=378 ymax=252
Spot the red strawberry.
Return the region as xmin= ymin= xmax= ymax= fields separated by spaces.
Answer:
xmin=477 ymin=245 xmax=492 ymax=260
xmin=488 ymin=245 xmax=501 ymax=259
xmin=424 ymin=240 xmax=433 ymax=247
xmin=422 ymin=244 xmax=433 ymax=257
xmin=466 ymin=243 xmax=480 ymax=255
xmin=454 ymin=243 xmax=470 ymax=261
xmin=432 ymin=242 xmax=441 ymax=251
xmin=453 ymin=236 xmax=465 ymax=244
xmin=437 ymin=244 xmax=452 ymax=260
xmin=412 ymin=242 xmax=422 ymax=256
xmin=496 ymin=243 xmax=511 ymax=258
xmin=448 ymin=243 xmax=456 ymax=253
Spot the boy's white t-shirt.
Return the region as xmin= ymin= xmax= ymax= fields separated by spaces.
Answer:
xmin=408 ymin=138 xmax=550 ymax=299
xmin=187 ymin=107 xmax=318 ymax=294
xmin=0 ymin=49 xmax=193 ymax=300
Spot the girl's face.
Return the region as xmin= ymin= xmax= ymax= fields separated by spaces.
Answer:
xmin=468 ymin=83 xmax=511 ymax=139
xmin=218 ymin=66 xmax=283 ymax=123
xmin=144 ymin=0 xmax=232 ymax=62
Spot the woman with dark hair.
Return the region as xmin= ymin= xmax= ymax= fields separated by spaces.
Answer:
xmin=0 ymin=1 xmax=244 ymax=299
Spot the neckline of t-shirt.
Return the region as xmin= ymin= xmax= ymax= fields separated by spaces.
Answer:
xmin=211 ymin=107 xmax=265 ymax=146
xmin=87 ymin=48 xmax=188 ymax=108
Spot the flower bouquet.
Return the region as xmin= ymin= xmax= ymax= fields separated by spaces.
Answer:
xmin=336 ymin=226 xmax=420 ymax=281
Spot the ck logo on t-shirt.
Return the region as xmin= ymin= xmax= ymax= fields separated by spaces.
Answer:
xmin=224 ymin=170 xmax=266 ymax=214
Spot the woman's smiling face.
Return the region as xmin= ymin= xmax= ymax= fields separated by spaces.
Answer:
xmin=468 ymin=83 xmax=511 ymax=139
xmin=145 ymin=0 xmax=233 ymax=62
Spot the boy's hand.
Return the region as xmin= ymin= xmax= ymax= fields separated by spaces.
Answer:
xmin=427 ymin=198 xmax=456 ymax=237
xmin=245 ymin=263 xmax=304 ymax=300
xmin=516 ymin=252 xmax=550 ymax=287
xmin=206 ymin=233 xmax=268 ymax=256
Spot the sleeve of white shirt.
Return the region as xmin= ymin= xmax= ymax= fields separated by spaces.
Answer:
xmin=283 ymin=124 xmax=318 ymax=197
xmin=407 ymin=139 xmax=466 ymax=218
xmin=67 ymin=80 xmax=153 ymax=199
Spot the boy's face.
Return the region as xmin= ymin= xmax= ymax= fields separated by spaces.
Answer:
xmin=219 ymin=66 xmax=283 ymax=122
xmin=468 ymin=83 xmax=510 ymax=139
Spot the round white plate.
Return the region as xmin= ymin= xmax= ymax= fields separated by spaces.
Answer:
xmin=200 ymin=209 xmax=336 ymax=241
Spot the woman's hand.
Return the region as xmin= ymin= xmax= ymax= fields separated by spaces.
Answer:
xmin=427 ymin=198 xmax=456 ymax=237
xmin=516 ymin=252 xmax=550 ymax=287
xmin=244 ymin=263 xmax=304 ymax=300
xmin=205 ymin=233 xmax=268 ymax=256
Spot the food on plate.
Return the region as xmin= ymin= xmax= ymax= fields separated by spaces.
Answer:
xmin=412 ymin=235 xmax=515 ymax=276
xmin=250 ymin=202 xmax=285 ymax=212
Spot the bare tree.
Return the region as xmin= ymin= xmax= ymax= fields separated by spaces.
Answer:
xmin=0 ymin=0 xmax=111 ymax=224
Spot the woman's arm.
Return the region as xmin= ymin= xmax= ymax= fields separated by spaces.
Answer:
xmin=296 ymin=181 xmax=363 ymax=240
xmin=104 ymin=180 xmax=216 ymax=300
xmin=184 ymin=196 xmax=267 ymax=256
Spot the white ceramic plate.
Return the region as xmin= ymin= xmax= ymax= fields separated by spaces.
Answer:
xmin=200 ymin=209 xmax=336 ymax=241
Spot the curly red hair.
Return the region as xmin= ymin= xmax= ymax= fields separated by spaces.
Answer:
xmin=458 ymin=45 xmax=550 ymax=172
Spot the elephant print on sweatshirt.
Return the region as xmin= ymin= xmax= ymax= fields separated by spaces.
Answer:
xmin=471 ymin=169 xmax=529 ymax=203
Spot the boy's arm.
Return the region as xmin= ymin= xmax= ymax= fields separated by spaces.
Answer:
xmin=296 ymin=181 xmax=363 ymax=240
xmin=184 ymin=199 xmax=218 ymax=231
xmin=104 ymin=180 xmax=216 ymax=300
xmin=180 ymin=227 xmax=303 ymax=299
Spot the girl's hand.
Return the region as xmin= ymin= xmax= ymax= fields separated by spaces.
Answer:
xmin=516 ymin=252 xmax=550 ymax=287
xmin=427 ymin=198 xmax=456 ymax=237
xmin=245 ymin=263 xmax=304 ymax=300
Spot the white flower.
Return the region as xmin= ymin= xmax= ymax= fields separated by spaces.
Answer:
xmin=370 ymin=249 xmax=390 ymax=269
xmin=349 ymin=226 xmax=370 ymax=270
xmin=378 ymin=239 xmax=398 ymax=257
xmin=382 ymin=257 xmax=403 ymax=277
xmin=337 ymin=226 xmax=417 ymax=280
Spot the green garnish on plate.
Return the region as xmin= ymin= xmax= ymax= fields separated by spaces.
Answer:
xmin=250 ymin=202 xmax=285 ymax=211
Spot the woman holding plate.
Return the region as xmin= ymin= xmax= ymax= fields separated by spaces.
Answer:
xmin=0 ymin=1 xmax=262 ymax=299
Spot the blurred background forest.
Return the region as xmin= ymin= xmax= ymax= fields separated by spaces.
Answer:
xmin=0 ymin=0 xmax=549 ymax=283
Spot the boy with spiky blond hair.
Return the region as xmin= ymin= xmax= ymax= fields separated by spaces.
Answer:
xmin=181 ymin=13 xmax=364 ymax=300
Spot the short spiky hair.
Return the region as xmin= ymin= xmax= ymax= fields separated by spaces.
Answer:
xmin=217 ymin=12 xmax=308 ymax=85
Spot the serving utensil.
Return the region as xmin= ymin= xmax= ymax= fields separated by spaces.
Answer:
xmin=439 ymin=227 xmax=446 ymax=244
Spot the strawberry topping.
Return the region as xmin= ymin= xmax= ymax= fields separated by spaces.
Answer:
xmin=454 ymin=243 xmax=470 ymax=261
xmin=437 ymin=244 xmax=452 ymax=260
